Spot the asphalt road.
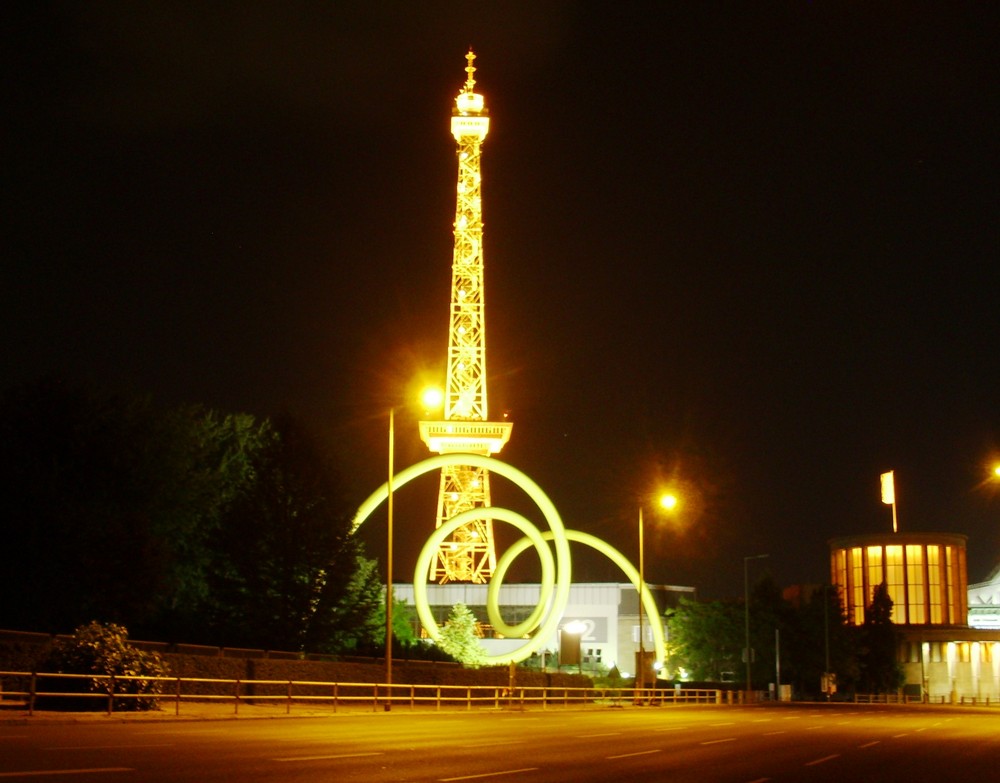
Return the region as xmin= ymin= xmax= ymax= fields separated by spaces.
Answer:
xmin=2 ymin=703 xmax=999 ymax=782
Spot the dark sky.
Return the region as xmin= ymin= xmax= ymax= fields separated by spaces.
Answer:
xmin=5 ymin=2 xmax=999 ymax=599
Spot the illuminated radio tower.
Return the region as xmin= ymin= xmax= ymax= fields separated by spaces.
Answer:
xmin=419 ymin=51 xmax=512 ymax=584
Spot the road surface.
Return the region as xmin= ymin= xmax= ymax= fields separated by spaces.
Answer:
xmin=2 ymin=703 xmax=998 ymax=781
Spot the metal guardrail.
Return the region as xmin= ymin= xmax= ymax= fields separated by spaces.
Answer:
xmin=851 ymin=692 xmax=1000 ymax=707
xmin=0 ymin=671 xmax=723 ymax=715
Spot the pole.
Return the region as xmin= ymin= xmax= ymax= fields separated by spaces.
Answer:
xmin=824 ymin=584 xmax=831 ymax=700
xmin=385 ymin=407 xmax=394 ymax=710
xmin=744 ymin=553 xmax=768 ymax=701
xmin=637 ymin=506 xmax=645 ymax=698
xmin=775 ymin=627 xmax=780 ymax=699
xmin=744 ymin=557 xmax=750 ymax=699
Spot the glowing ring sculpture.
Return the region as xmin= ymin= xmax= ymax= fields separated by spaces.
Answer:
xmin=495 ymin=528 xmax=667 ymax=668
xmin=352 ymin=453 xmax=667 ymax=669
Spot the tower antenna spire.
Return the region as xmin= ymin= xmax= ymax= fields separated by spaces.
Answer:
xmin=419 ymin=51 xmax=512 ymax=584
xmin=463 ymin=48 xmax=477 ymax=93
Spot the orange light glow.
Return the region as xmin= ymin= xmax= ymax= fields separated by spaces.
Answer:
xmin=659 ymin=494 xmax=678 ymax=511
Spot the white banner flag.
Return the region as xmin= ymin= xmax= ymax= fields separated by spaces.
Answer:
xmin=880 ymin=471 xmax=895 ymax=505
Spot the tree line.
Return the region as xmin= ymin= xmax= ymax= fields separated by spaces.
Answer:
xmin=0 ymin=378 xmax=387 ymax=654
xmin=666 ymin=576 xmax=903 ymax=697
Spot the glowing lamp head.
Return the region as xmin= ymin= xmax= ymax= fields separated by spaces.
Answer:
xmin=421 ymin=387 xmax=444 ymax=411
xmin=659 ymin=494 xmax=678 ymax=511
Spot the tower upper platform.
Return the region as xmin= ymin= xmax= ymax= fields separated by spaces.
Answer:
xmin=418 ymin=419 xmax=512 ymax=455
xmin=452 ymin=50 xmax=489 ymax=142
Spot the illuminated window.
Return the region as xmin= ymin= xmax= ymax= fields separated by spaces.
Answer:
xmin=885 ymin=545 xmax=904 ymax=623
xmin=906 ymin=545 xmax=926 ymax=624
xmin=851 ymin=548 xmax=865 ymax=624
xmin=867 ymin=546 xmax=884 ymax=609
xmin=835 ymin=549 xmax=847 ymax=596
xmin=946 ymin=547 xmax=957 ymax=625
xmin=928 ymin=546 xmax=942 ymax=624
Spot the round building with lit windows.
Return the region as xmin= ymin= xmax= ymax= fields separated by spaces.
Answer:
xmin=830 ymin=533 xmax=1000 ymax=703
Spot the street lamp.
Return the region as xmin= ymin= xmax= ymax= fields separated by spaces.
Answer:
xmin=744 ymin=553 xmax=769 ymax=701
xmin=637 ymin=493 xmax=677 ymax=698
xmin=385 ymin=387 xmax=443 ymax=711
xmin=384 ymin=407 xmax=395 ymax=709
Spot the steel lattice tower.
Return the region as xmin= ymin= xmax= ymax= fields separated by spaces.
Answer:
xmin=419 ymin=51 xmax=512 ymax=583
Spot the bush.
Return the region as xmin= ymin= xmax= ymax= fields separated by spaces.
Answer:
xmin=44 ymin=621 xmax=169 ymax=711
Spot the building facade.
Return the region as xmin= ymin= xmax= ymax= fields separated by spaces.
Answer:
xmin=830 ymin=533 xmax=1000 ymax=702
xmin=968 ymin=564 xmax=1000 ymax=630
xmin=392 ymin=581 xmax=695 ymax=678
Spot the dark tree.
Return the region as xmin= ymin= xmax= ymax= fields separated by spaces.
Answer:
xmin=857 ymin=582 xmax=903 ymax=694
xmin=667 ymin=583 xmax=867 ymax=696
xmin=666 ymin=597 xmax=744 ymax=681
xmin=779 ymin=585 xmax=860 ymax=698
xmin=0 ymin=379 xmax=257 ymax=633
xmin=204 ymin=415 xmax=361 ymax=651
xmin=321 ymin=554 xmax=388 ymax=654
xmin=0 ymin=379 xmax=377 ymax=653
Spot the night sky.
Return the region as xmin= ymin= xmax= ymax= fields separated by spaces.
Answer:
xmin=5 ymin=2 xmax=999 ymax=599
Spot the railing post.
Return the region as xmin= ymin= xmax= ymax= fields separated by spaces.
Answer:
xmin=107 ymin=675 xmax=115 ymax=715
xmin=436 ymin=686 xmax=441 ymax=712
xmin=333 ymin=682 xmax=338 ymax=714
xmin=287 ymin=680 xmax=292 ymax=714
xmin=234 ymin=679 xmax=240 ymax=715
xmin=29 ymin=672 xmax=36 ymax=716
xmin=175 ymin=677 xmax=181 ymax=716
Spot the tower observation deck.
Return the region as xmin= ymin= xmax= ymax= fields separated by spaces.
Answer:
xmin=419 ymin=51 xmax=512 ymax=583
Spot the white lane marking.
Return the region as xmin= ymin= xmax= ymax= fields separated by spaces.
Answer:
xmin=859 ymin=741 xmax=880 ymax=749
xmin=44 ymin=745 xmax=173 ymax=751
xmin=654 ymin=726 xmax=689 ymax=731
xmin=463 ymin=740 xmax=525 ymax=748
xmin=805 ymin=754 xmax=840 ymax=766
xmin=893 ymin=733 xmax=909 ymax=738
xmin=440 ymin=768 xmax=539 ymax=781
xmin=762 ymin=731 xmax=786 ymax=736
xmin=700 ymin=738 xmax=736 ymax=745
xmin=0 ymin=770 xmax=134 ymax=778
xmin=607 ymin=749 xmax=661 ymax=759
xmin=577 ymin=732 xmax=621 ymax=738
xmin=274 ymin=752 xmax=384 ymax=761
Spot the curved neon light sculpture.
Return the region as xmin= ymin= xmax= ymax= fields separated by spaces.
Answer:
xmin=352 ymin=453 xmax=667 ymax=669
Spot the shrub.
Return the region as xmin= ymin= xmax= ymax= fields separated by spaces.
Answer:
xmin=45 ymin=621 xmax=169 ymax=711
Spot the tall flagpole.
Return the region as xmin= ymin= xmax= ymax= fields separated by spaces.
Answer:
xmin=881 ymin=470 xmax=898 ymax=533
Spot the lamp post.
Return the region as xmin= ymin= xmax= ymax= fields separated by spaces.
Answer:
xmin=384 ymin=387 xmax=442 ymax=711
xmin=744 ymin=553 xmax=768 ymax=702
xmin=636 ymin=494 xmax=677 ymax=699
xmin=637 ymin=505 xmax=645 ymax=697
xmin=384 ymin=407 xmax=395 ymax=710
